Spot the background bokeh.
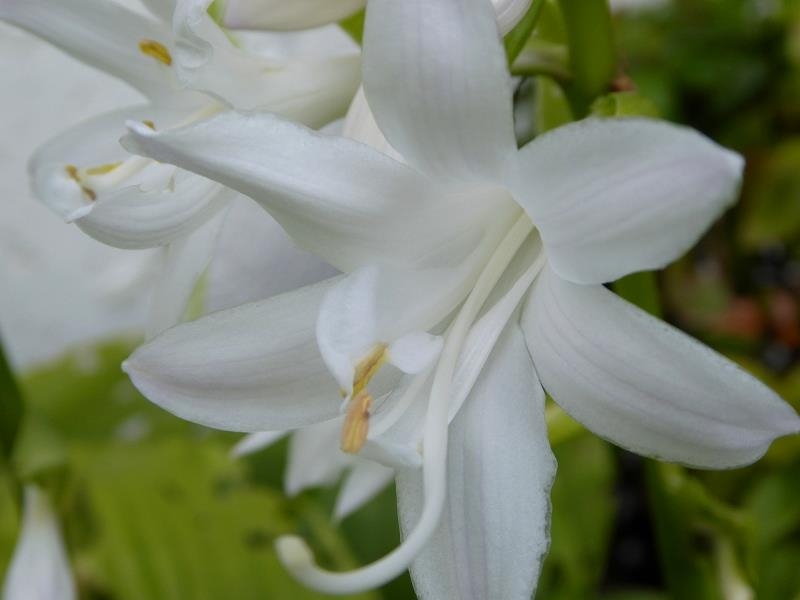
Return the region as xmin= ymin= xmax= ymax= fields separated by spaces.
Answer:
xmin=1 ymin=0 xmax=799 ymax=598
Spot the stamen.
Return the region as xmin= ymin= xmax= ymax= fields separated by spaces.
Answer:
xmin=142 ymin=120 xmax=156 ymax=130
xmin=275 ymin=212 xmax=536 ymax=595
xmin=64 ymin=165 xmax=97 ymax=202
xmin=352 ymin=344 xmax=388 ymax=398
xmin=341 ymin=391 xmax=372 ymax=453
xmin=138 ymin=40 xmax=172 ymax=66
xmin=85 ymin=162 xmax=122 ymax=176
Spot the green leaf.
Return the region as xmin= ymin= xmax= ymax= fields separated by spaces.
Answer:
xmin=20 ymin=340 xmax=198 ymax=443
xmin=538 ymin=435 xmax=617 ymax=599
xmin=76 ymin=439 xmax=378 ymax=600
xmin=0 ymin=335 xmax=23 ymax=461
xmin=590 ymin=91 xmax=661 ymax=118
xmin=644 ymin=462 xmax=724 ymax=600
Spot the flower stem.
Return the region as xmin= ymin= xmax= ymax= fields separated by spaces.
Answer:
xmin=558 ymin=0 xmax=616 ymax=116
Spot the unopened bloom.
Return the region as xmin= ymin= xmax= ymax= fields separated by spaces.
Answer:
xmin=120 ymin=0 xmax=800 ymax=596
xmin=2 ymin=487 xmax=75 ymax=600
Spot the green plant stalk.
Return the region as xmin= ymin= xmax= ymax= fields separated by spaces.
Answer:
xmin=558 ymin=0 xmax=616 ymax=115
xmin=504 ymin=0 xmax=548 ymax=65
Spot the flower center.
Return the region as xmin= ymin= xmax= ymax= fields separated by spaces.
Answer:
xmin=340 ymin=344 xmax=388 ymax=453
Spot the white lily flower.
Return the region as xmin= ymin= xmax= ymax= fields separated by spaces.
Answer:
xmin=119 ymin=0 xmax=800 ymax=595
xmin=222 ymin=0 xmax=531 ymax=35
xmin=1 ymin=0 xmax=359 ymax=335
xmin=2 ymin=486 xmax=76 ymax=600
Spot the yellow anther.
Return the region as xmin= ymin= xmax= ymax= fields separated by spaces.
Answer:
xmin=65 ymin=164 xmax=80 ymax=182
xmin=352 ymin=344 xmax=388 ymax=398
xmin=85 ymin=162 xmax=122 ymax=176
xmin=138 ymin=40 xmax=172 ymax=66
xmin=341 ymin=391 xmax=372 ymax=454
xmin=142 ymin=120 xmax=156 ymax=130
xmin=64 ymin=164 xmax=97 ymax=202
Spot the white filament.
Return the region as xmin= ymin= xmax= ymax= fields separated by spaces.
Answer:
xmin=275 ymin=212 xmax=535 ymax=595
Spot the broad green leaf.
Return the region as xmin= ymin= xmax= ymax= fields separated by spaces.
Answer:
xmin=76 ymin=440 xmax=377 ymax=600
xmin=744 ymin=462 xmax=800 ymax=598
xmin=538 ymin=435 xmax=616 ymax=599
xmin=644 ymin=462 xmax=723 ymax=600
xmin=20 ymin=340 xmax=198 ymax=443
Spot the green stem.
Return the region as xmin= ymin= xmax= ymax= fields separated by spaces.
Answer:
xmin=504 ymin=0 xmax=548 ymax=65
xmin=558 ymin=0 xmax=616 ymax=115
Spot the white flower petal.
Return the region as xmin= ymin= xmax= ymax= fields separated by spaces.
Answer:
xmin=75 ymin=174 xmax=230 ymax=249
xmin=2 ymin=486 xmax=76 ymax=600
xmin=146 ymin=209 xmax=226 ymax=339
xmin=494 ymin=0 xmax=532 ymax=34
xmin=396 ymin=325 xmax=556 ymax=600
xmin=513 ymin=118 xmax=744 ymax=285
xmin=342 ymin=87 xmax=402 ymax=161
xmin=205 ymin=195 xmax=338 ymax=312
xmin=30 ymin=106 xmax=229 ymax=249
xmin=388 ymin=333 xmax=443 ymax=375
xmin=363 ymin=0 xmax=516 ymax=183
xmin=123 ymin=278 xmax=344 ymax=432
xmin=141 ymin=0 xmax=176 ymax=23
xmin=122 ymin=111 xmax=501 ymax=271
xmin=0 ymin=0 xmax=187 ymax=105
xmin=223 ymin=0 xmax=366 ymax=31
xmin=334 ymin=460 xmax=395 ymax=521
xmin=317 ymin=252 xmax=494 ymax=393
xmin=173 ymin=0 xmax=360 ymax=125
xmin=522 ymin=267 xmax=800 ymax=468
xmin=230 ymin=430 xmax=287 ymax=458
xmin=285 ymin=419 xmax=349 ymax=496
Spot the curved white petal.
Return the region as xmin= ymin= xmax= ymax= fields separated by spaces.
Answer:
xmin=205 ymin=195 xmax=338 ymax=313
xmin=30 ymin=105 xmax=229 ymax=249
xmin=396 ymin=325 xmax=555 ymax=600
xmin=334 ymin=460 xmax=395 ymax=521
xmin=122 ymin=111 xmax=504 ymax=271
xmin=172 ymin=0 xmax=360 ymax=125
xmin=2 ymin=486 xmax=75 ymax=600
xmin=123 ymin=278 xmax=344 ymax=432
xmin=342 ymin=87 xmax=402 ymax=161
xmin=223 ymin=0 xmax=365 ymax=31
xmin=285 ymin=419 xmax=350 ymax=496
xmin=231 ymin=430 xmax=287 ymax=458
xmin=363 ymin=237 xmax=544 ymax=468
xmin=494 ymin=0 xmax=532 ymax=34
xmin=0 ymin=0 xmax=188 ymax=105
xmin=513 ymin=118 xmax=744 ymax=285
xmin=521 ymin=267 xmax=800 ymax=468
xmin=74 ymin=174 xmax=230 ymax=249
xmin=362 ymin=0 xmax=516 ymax=183
xmin=316 ymin=263 xmax=482 ymax=393
xmin=146 ymin=209 xmax=227 ymax=339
